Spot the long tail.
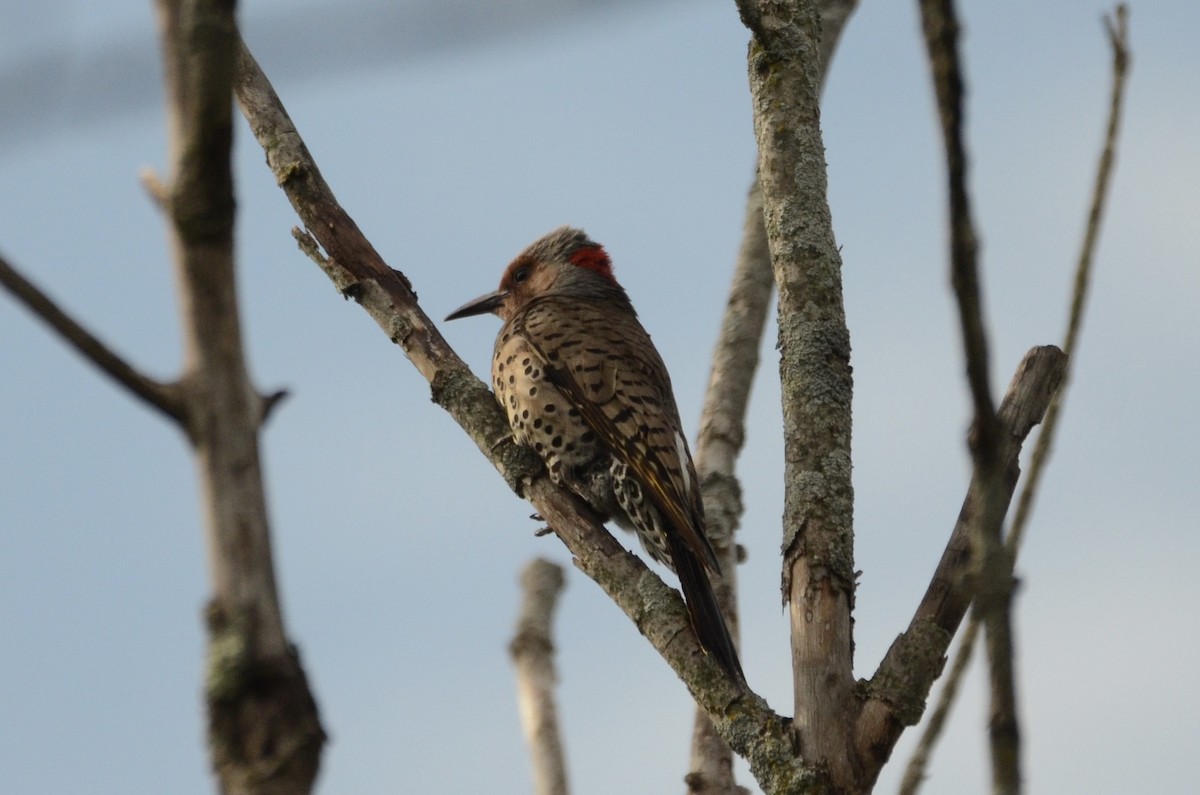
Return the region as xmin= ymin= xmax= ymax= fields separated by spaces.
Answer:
xmin=667 ymin=531 xmax=744 ymax=681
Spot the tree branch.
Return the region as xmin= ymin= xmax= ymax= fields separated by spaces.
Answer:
xmin=154 ymin=1 xmax=324 ymax=791
xmin=686 ymin=2 xmax=859 ymax=789
xmin=0 ymin=253 xmax=186 ymax=427
xmin=855 ymin=346 xmax=1066 ymax=786
xmin=510 ymin=559 xmax=570 ymax=795
xmin=686 ymin=178 xmax=770 ymax=795
xmin=898 ymin=9 xmax=1130 ymax=790
xmin=917 ymin=0 xmax=998 ymax=455
xmin=896 ymin=618 xmax=979 ymax=795
xmin=232 ymin=36 xmax=819 ymax=793
xmin=739 ymin=0 xmax=856 ymax=787
xmin=916 ymin=1 xmax=1028 ymax=789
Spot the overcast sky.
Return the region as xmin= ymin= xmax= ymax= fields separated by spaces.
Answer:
xmin=2 ymin=1 xmax=1197 ymax=793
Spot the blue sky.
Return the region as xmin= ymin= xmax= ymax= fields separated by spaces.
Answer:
xmin=2 ymin=1 xmax=1197 ymax=793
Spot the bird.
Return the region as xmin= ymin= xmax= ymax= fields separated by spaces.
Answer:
xmin=446 ymin=226 xmax=743 ymax=679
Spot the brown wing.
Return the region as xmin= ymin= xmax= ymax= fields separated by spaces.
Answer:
xmin=519 ymin=296 xmax=719 ymax=572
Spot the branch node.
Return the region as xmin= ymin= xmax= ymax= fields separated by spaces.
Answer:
xmin=139 ymin=167 xmax=171 ymax=209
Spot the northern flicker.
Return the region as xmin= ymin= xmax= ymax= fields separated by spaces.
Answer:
xmin=446 ymin=226 xmax=743 ymax=679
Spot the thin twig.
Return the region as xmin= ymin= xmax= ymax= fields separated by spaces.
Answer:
xmin=1009 ymin=4 xmax=1129 ymax=554
xmin=917 ymin=0 xmax=998 ymax=453
xmin=0 ymin=253 xmax=185 ymax=427
xmin=897 ymin=620 xmax=980 ymax=795
xmin=899 ymin=9 xmax=1131 ymax=791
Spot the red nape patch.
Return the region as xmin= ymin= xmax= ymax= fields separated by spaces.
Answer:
xmin=568 ymin=244 xmax=615 ymax=284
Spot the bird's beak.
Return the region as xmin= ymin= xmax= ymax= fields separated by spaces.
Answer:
xmin=445 ymin=289 xmax=508 ymax=321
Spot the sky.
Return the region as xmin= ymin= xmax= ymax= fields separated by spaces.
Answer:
xmin=1 ymin=1 xmax=1198 ymax=793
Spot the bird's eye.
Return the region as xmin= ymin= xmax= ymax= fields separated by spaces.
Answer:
xmin=513 ymin=266 xmax=530 ymax=283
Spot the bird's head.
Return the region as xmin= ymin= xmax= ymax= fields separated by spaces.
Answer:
xmin=445 ymin=226 xmax=623 ymax=323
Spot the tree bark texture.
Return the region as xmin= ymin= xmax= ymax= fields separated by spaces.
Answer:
xmin=686 ymin=3 xmax=859 ymax=790
xmin=737 ymin=0 xmax=857 ymax=787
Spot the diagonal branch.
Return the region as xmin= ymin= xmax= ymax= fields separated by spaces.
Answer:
xmin=898 ymin=9 xmax=1131 ymax=791
xmin=855 ymin=346 xmax=1066 ymax=787
xmin=0 ymin=253 xmax=186 ymax=427
xmin=1009 ymin=4 xmax=1129 ymax=556
xmin=918 ymin=0 xmax=997 ymax=454
xmin=233 ymin=37 xmax=819 ymax=792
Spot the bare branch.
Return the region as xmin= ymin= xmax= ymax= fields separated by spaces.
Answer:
xmin=916 ymin=0 xmax=1030 ymax=788
xmin=154 ymin=1 xmax=323 ymax=791
xmin=900 ymin=10 xmax=1131 ymax=789
xmin=232 ymin=36 xmax=818 ymax=792
xmin=510 ymin=559 xmax=570 ymax=795
xmin=897 ymin=621 xmax=980 ymax=795
xmin=1009 ymin=3 xmax=1129 ymax=556
xmin=686 ymin=178 xmax=770 ymax=795
xmin=855 ymin=346 xmax=1067 ymax=786
xmin=686 ymin=3 xmax=859 ymax=788
xmin=739 ymin=0 xmax=855 ymax=787
xmin=0 ymin=252 xmax=186 ymax=427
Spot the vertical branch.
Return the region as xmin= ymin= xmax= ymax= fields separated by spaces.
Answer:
xmin=511 ymin=559 xmax=571 ymax=795
xmin=687 ymin=179 xmax=770 ymax=795
xmin=154 ymin=1 xmax=323 ymax=792
xmin=737 ymin=0 xmax=856 ymax=788
xmin=686 ymin=3 xmax=859 ymax=791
